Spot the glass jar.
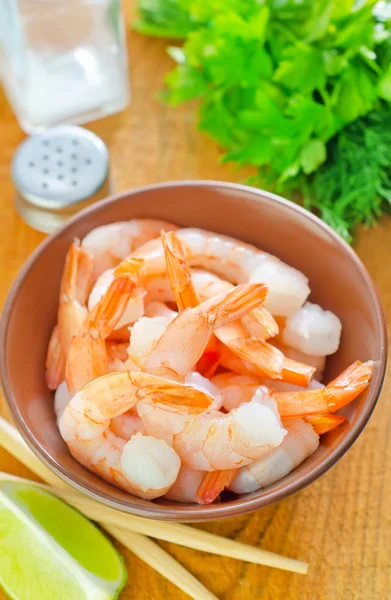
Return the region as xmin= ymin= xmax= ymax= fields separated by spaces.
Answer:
xmin=0 ymin=0 xmax=130 ymax=133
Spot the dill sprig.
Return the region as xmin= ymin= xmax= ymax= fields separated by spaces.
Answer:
xmin=302 ymin=105 xmax=391 ymax=242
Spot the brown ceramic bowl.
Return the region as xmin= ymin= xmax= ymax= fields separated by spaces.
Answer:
xmin=0 ymin=182 xmax=387 ymax=521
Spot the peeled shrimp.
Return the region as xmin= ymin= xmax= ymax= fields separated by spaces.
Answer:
xmin=229 ymin=419 xmax=319 ymax=494
xmin=59 ymin=371 xmax=213 ymax=498
xmin=281 ymin=302 xmax=342 ymax=356
xmin=162 ymin=232 xmax=293 ymax=383
xmin=137 ymin=388 xmax=286 ymax=471
xmin=272 ymin=360 xmax=374 ymax=417
xmin=213 ymin=361 xmax=373 ymax=418
xmin=212 ymin=370 xmax=324 ymax=411
xmin=143 ymin=283 xmax=267 ymax=381
xmin=160 ymin=232 xmax=315 ymax=385
xmin=82 ymin=219 xmax=177 ymax=280
xmin=117 ymin=228 xmax=310 ymax=316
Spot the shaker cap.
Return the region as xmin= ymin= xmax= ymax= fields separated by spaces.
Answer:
xmin=12 ymin=125 xmax=110 ymax=232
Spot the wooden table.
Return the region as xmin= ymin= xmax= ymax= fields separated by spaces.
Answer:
xmin=0 ymin=6 xmax=390 ymax=600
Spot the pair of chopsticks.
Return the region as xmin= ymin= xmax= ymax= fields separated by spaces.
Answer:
xmin=0 ymin=416 xmax=308 ymax=600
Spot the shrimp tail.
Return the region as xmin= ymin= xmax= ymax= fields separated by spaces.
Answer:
xmin=60 ymin=239 xmax=92 ymax=303
xmin=77 ymin=371 xmax=214 ymax=419
xmin=281 ymin=358 xmax=316 ymax=387
xmin=205 ymin=283 xmax=268 ymax=328
xmin=114 ymin=257 xmax=145 ymax=277
xmin=273 ymin=360 xmax=374 ymax=416
xmin=324 ymin=360 xmax=375 ymax=411
xmin=45 ymin=326 xmax=66 ymax=390
xmin=196 ymin=469 xmax=237 ymax=504
xmin=58 ymin=240 xmax=93 ymax=353
xmin=227 ymin=338 xmax=285 ymax=379
xmin=66 ymin=332 xmax=108 ymax=395
xmin=87 ymin=275 xmax=136 ymax=338
xmin=303 ymin=414 xmax=347 ymax=435
xmin=161 ymin=230 xmax=199 ymax=311
xmin=249 ymin=306 xmax=279 ymax=339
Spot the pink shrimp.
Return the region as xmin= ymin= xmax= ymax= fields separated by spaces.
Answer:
xmin=59 ymin=371 xmax=213 ymax=499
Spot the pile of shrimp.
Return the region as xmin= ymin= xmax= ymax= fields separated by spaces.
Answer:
xmin=45 ymin=219 xmax=374 ymax=504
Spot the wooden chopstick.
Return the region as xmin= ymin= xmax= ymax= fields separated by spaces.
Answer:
xmin=105 ymin=527 xmax=218 ymax=600
xmin=0 ymin=416 xmax=308 ymax=575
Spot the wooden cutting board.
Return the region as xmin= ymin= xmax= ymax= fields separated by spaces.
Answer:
xmin=0 ymin=3 xmax=390 ymax=598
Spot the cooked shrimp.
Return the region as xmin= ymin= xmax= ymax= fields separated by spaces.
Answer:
xmin=88 ymin=268 xmax=145 ymax=331
xmin=152 ymin=231 xmax=279 ymax=340
xmin=191 ymin=269 xmax=279 ymax=340
xmin=281 ymin=302 xmax=342 ymax=356
xmin=46 ymin=325 xmax=66 ymax=390
xmin=160 ymin=233 xmax=318 ymax=387
xmin=217 ymin=342 xmax=316 ymax=388
xmin=66 ymin=275 xmax=136 ymax=395
xmin=212 ymin=371 xmax=347 ymax=437
xmin=143 ymin=283 xmax=268 ymax=381
xmin=164 ymin=465 xmax=206 ymax=503
xmin=137 ymin=388 xmax=286 ymax=471
xmin=117 ymin=228 xmax=310 ymax=316
xmin=162 ymin=231 xmax=286 ymax=379
xmin=272 ymin=360 xmax=374 ymax=417
xmin=229 ymin=418 xmax=319 ymax=494
xmin=59 ymin=371 xmax=213 ymax=498
xmin=213 ymin=369 xmax=315 ymax=406
xmin=57 ymin=240 xmax=92 ymax=354
xmin=82 ymin=219 xmax=177 ymax=280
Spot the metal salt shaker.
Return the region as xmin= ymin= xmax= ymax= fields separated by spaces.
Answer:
xmin=12 ymin=125 xmax=111 ymax=233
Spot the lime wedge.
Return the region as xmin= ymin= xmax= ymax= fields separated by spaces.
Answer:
xmin=0 ymin=481 xmax=127 ymax=600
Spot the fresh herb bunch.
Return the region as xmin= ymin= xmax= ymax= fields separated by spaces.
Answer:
xmin=135 ymin=0 xmax=391 ymax=240
xmin=301 ymin=104 xmax=391 ymax=242
xmin=134 ymin=0 xmax=195 ymax=39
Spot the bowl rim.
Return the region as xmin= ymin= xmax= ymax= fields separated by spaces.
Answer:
xmin=0 ymin=180 xmax=388 ymax=521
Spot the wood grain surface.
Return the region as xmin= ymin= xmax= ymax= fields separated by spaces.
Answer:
xmin=0 ymin=4 xmax=390 ymax=599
